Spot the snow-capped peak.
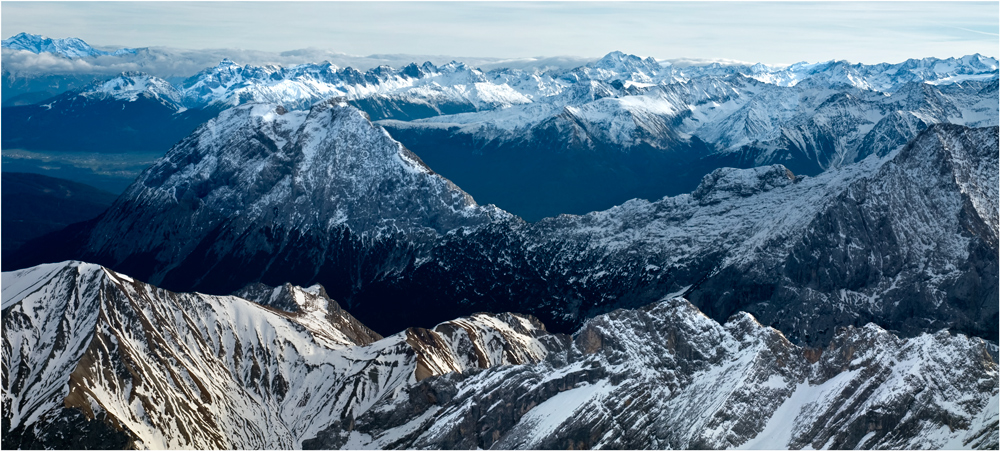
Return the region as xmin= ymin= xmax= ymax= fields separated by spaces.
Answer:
xmin=1 ymin=32 xmax=137 ymax=58
xmin=85 ymin=71 xmax=183 ymax=105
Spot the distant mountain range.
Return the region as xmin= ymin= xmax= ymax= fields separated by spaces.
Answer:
xmin=1 ymin=32 xmax=138 ymax=58
xmin=2 ymin=72 xmax=221 ymax=154
xmin=3 ymin=50 xmax=996 ymax=219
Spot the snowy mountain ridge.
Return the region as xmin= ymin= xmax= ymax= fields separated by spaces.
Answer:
xmin=53 ymin=51 xmax=998 ymax=115
xmin=3 ymin=261 xmax=996 ymax=449
xmin=1 ymin=261 xmax=554 ymax=449
xmin=83 ymin=71 xmax=185 ymax=106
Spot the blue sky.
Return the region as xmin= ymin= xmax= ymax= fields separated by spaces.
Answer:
xmin=2 ymin=2 xmax=997 ymax=64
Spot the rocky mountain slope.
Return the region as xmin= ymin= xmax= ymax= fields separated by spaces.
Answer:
xmin=316 ymin=299 xmax=999 ymax=450
xmin=7 ymin=100 xmax=509 ymax=305
xmin=3 ymin=261 xmax=997 ymax=449
xmin=364 ymin=123 xmax=998 ymax=344
xmin=11 ymin=98 xmax=997 ymax=347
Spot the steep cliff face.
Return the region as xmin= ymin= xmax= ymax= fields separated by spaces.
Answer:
xmin=4 ymin=262 xmax=996 ymax=450
xmin=687 ymin=124 xmax=1000 ymax=343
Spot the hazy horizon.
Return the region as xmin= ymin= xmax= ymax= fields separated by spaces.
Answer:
xmin=2 ymin=2 xmax=998 ymax=66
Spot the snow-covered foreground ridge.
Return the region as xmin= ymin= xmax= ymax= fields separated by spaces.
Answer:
xmin=4 ymin=261 xmax=997 ymax=449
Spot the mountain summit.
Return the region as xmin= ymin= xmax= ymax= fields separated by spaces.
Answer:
xmin=42 ymin=99 xmax=509 ymax=296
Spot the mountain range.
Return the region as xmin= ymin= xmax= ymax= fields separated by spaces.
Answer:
xmin=2 ymin=39 xmax=998 ymax=450
xmin=3 ymin=261 xmax=996 ymax=449
xmin=11 ymin=100 xmax=997 ymax=347
xmin=3 ymin=51 xmax=997 ymax=219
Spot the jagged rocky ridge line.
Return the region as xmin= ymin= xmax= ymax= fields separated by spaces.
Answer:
xmin=14 ymin=99 xmax=997 ymax=346
xmin=3 ymin=261 xmax=997 ymax=449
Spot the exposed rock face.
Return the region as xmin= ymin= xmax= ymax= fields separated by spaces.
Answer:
xmin=4 ymin=262 xmax=996 ymax=450
xmin=356 ymin=124 xmax=998 ymax=344
xmin=687 ymin=123 xmax=1000 ymax=343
